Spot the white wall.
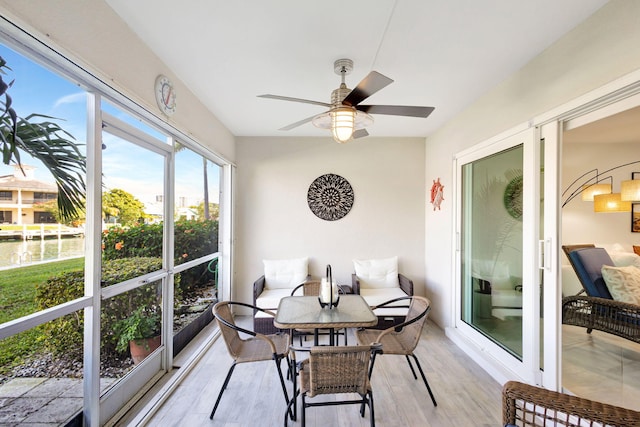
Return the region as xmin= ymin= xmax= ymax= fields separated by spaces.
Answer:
xmin=562 ymin=141 xmax=640 ymax=248
xmin=424 ymin=1 xmax=640 ymax=327
xmin=234 ymin=136 xmax=426 ymax=306
xmin=0 ymin=0 xmax=235 ymax=162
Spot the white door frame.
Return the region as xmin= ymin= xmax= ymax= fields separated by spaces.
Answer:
xmin=454 ymin=127 xmax=540 ymax=384
xmin=449 ymin=69 xmax=640 ymax=391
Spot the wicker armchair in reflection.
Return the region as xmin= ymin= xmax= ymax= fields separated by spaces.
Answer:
xmin=502 ymin=380 xmax=640 ymax=426
xmin=210 ymin=301 xmax=291 ymax=420
xmin=355 ymin=295 xmax=437 ymax=406
xmin=285 ymin=344 xmax=382 ymax=427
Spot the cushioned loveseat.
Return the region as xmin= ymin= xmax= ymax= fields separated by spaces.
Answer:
xmin=253 ymin=257 xmax=309 ymax=334
xmin=351 ymin=256 xmax=414 ymax=329
xmin=472 ymin=259 xmax=522 ymax=320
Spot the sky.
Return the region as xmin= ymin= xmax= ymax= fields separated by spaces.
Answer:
xmin=0 ymin=43 xmax=220 ymax=210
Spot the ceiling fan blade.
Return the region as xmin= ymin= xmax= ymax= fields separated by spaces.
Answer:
xmin=258 ymin=94 xmax=331 ymax=108
xmin=356 ymin=105 xmax=435 ymax=118
xmin=278 ymin=114 xmax=320 ymax=131
xmin=341 ymin=71 xmax=393 ymax=107
xmin=353 ymin=128 xmax=369 ymax=139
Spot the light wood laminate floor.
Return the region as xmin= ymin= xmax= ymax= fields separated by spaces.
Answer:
xmin=137 ymin=318 xmax=504 ymax=427
xmin=562 ymin=324 xmax=640 ymax=411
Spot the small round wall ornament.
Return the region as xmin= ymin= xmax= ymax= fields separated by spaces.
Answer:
xmin=504 ymin=175 xmax=523 ymax=220
xmin=307 ymin=173 xmax=354 ymax=221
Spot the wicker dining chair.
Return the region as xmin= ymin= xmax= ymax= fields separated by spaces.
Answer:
xmin=290 ymin=281 xmax=348 ymax=345
xmin=502 ymin=380 xmax=640 ymax=426
xmin=210 ymin=301 xmax=291 ymax=420
xmin=284 ymin=344 xmax=382 ymax=427
xmin=355 ymin=295 xmax=437 ymax=406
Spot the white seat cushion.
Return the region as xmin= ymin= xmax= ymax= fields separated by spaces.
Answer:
xmin=256 ymin=288 xmax=292 ymax=311
xmin=353 ymin=256 xmax=400 ymax=289
xmin=491 ymin=289 xmax=522 ymax=308
xmin=492 ymin=308 xmax=522 ymax=320
xmin=360 ymin=288 xmax=409 ymax=317
xmin=263 ymin=257 xmax=308 ymax=290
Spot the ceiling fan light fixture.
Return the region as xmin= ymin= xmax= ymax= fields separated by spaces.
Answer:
xmin=312 ymin=107 xmax=373 ymax=143
xmin=331 ymin=107 xmax=355 ymax=143
xmin=262 ymin=58 xmax=432 ymax=142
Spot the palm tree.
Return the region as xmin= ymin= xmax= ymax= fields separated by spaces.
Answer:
xmin=175 ymin=142 xmax=210 ymax=220
xmin=0 ymin=56 xmax=85 ymax=222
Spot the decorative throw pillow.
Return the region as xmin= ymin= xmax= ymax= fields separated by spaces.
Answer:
xmin=609 ymin=251 xmax=640 ymax=269
xmin=634 ymin=245 xmax=640 ymax=256
xmin=353 ymin=256 xmax=400 ymax=289
xmin=601 ymin=265 xmax=640 ymax=305
xmin=263 ymin=257 xmax=308 ymax=289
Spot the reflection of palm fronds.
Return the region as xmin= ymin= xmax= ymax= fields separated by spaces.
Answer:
xmin=472 ymin=169 xmax=521 ymax=278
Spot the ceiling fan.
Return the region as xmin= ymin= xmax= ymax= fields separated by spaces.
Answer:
xmin=258 ymin=59 xmax=435 ymax=143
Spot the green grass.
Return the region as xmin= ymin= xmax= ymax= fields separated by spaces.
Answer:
xmin=0 ymin=258 xmax=84 ymax=375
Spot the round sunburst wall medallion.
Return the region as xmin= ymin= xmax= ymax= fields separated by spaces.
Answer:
xmin=307 ymin=174 xmax=354 ymax=221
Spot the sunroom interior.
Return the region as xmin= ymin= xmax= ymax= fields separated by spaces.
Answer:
xmin=1 ymin=1 xmax=640 ymax=426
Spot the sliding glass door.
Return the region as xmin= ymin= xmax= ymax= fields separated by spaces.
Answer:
xmin=456 ymin=128 xmax=554 ymax=383
xmin=461 ymin=144 xmax=524 ymax=357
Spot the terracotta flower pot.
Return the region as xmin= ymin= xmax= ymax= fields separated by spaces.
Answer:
xmin=129 ymin=335 xmax=161 ymax=364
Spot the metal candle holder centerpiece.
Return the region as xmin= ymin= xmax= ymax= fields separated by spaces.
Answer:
xmin=319 ymin=264 xmax=340 ymax=309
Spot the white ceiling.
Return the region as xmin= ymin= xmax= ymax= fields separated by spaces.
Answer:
xmin=564 ymin=106 xmax=640 ymax=144
xmin=106 ymin=0 xmax=609 ymax=140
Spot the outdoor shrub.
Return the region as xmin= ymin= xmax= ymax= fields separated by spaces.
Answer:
xmin=102 ymin=219 xmax=218 ymax=292
xmin=36 ymin=257 xmax=165 ymax=357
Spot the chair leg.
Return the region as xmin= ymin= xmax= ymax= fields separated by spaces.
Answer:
xmin=368 ymin=351 xmax=379 ymax=379
xmin=301 ymin=394 xmax=306 ymax=427
xmin=405 ymin=354 xmax=418 ymax=379
xmin=410 ymin=353 xmax=437 ymax=406
xmin=369 ymin=390 xmax=375 ymax=427
xmin=274 ymin=356 xmax=293 ymax=421
xmin=210 ymin=362 xmax=237 ymax=419
xmin=359 ymin=391 xmax=375 ymax=426
xmin=284 ymin=390 xmax=299 ymax=427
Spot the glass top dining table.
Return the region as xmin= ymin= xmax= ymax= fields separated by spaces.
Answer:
xmin=274 ymin=295 xmax=378 ymax=345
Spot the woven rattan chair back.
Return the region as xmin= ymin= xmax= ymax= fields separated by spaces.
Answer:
xmin=291 ymin=280 xmax=345 ymax=297
xmin=302 ymin=280 xmax=321 ymax=296
xmin=210 ymin=301 xmax=291 ymax=421
xmin=290 ymin=280 xmax=347 ymax=345
xmin=503 ymin=380 xmax=640 ymax=426
xmin=213 ymin=301 xmax=244 ymax=359
xmin=305 ymin=345 xmax=371 ymax=398
xmin=354 ymin=295 xmax=437 ymax=407
xmin=285 ymin=344 xmax=380 ymax=427
xmin=393 ymin=295 xmax=429 ymax=353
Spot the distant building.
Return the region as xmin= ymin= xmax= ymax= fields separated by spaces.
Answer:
xmin=176 ymin=206 xmax=198 ymax=221
xmin=0 ymin=165 xmax=57 ymax=224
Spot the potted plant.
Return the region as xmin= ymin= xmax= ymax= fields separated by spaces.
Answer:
xmin=114 ymin=306 xmax=161 ymax=364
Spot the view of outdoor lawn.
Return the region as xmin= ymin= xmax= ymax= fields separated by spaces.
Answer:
xmin=0 ymin=41 xmax=222 ymax=423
